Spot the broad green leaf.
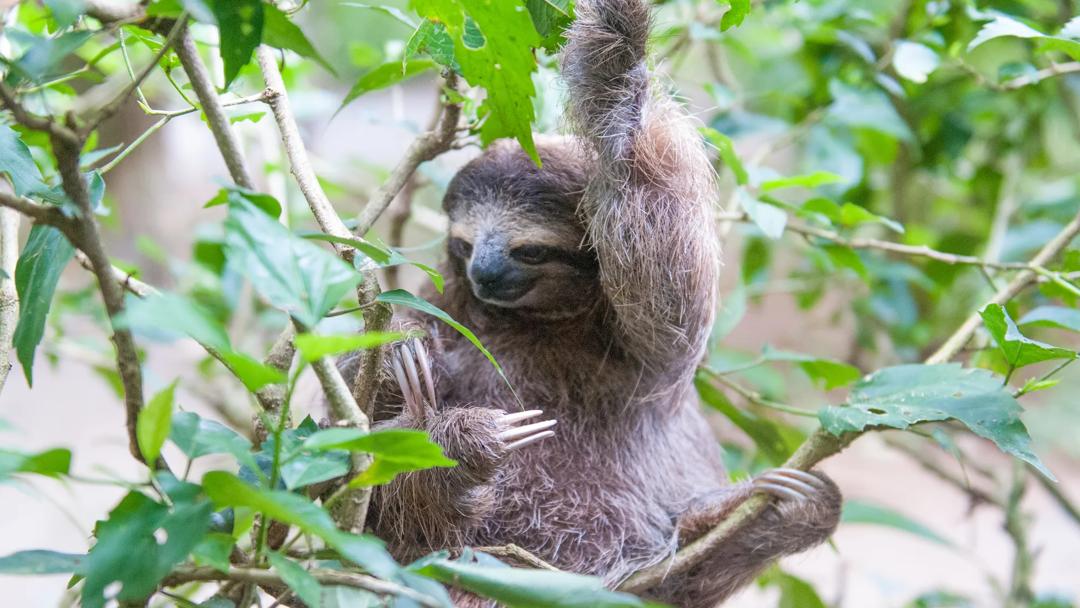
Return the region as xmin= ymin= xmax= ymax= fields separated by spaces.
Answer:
xmin=13 ymin=225 xmax=74 ymax=386
xmin=211 ymin=0 xmax=265 ymax=87
xmin=118 ymin=292 xmax=231 ymax=352
xmin=340 ymin=59 xmax=437 ymax=109
xmin=217 ymin=350 xmax=288 ymax=392
xmin=294 ymin=332 xmax=405 ymax=362
xmin=720 ymin=0 xmax=750 ymax=31
xmin=839 ymin=202 xmax=904 ymax=233
xmin=224 ymin=196 xmax=361 ymax=327
xmin=737 ymin=189 xmax=786 ymax=239
xmin=762 ymin=347 xmax=861 ymax=390
xmin=268 ymin=552 xmax=323 ymax=608
xmin=44 ymin=0 xmax=86 ymax=27
xmin=9 ymin=30 xmax=93 ymax=85
xmin=823 ymin=245 xmax=869 ymax=282
xmin=0 ymin=550 xmax=83 ymax=574
xmin=80 ymin=480 xmax=212 ymax=608
xmin=979 ymin=304 xmax=1076 ymax=370
xmin=0 ymin=124 xmax=48 ymax=196
xmin=841 ymin=500 xmax=951 ymax=546
xmin=412 ymin=555 xmax=652 ymax=607
xmin=819 ymin=364 xmax=1053 ymax=480
xmin=760 ymin=171 xmax=842 ymax=192
xmin=263 ymin=5 xmax=335 ymax=74
xmin=0 ymin=447 xmax=71 ymax=479
xmin=695 ymin=374 xmax=791 ymax=465
xmin=404 ymin=19 xmax=459 ymax=69
xmin=377 ymin=289 xmax=515 ymax=398
xmin=137 ymin=381 xmax=177 ymax=464
xmin=525 ymin=0 xmax=572 ymax=50
xmin=304 ymin=427 xmax=457 ymax=487
xmin=759 ymin=569 xmax=827 ymax=608
xmin=701 ymin=127 xmax=747 ymax=185
xmin=304 ymin=233 xmax=445 ymax=293
xmin=1019 ymin=306 xmax=1080 ymax=333
xmin=170 ymin=411 xmax=259 ymax=473
xmin=192 ymin=532 xmax=233 ymax=572
xmin=968 ymin=15 xmax=1045 ymax=51
xmin=892 ymin=41 xmax=939 ymax=83
xmin=412 ymin=0 xmax=542 ymax=163
xmin=826 ymin=81 xmax=913 ymax=142
xmin=205 ymin=186 xmax=282 ymax=218
xmin=201 ymin=471 xmax=399 ymax=578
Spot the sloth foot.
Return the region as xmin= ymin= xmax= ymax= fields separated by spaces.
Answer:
xmin=391 ymin=337 xmax=557 ymax=451
xmin=752 ymin=468 xmax=828 ymax=502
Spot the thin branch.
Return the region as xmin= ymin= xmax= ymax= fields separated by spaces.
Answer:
xmin=0 ymin=190 xmax=69 ymax=226
xmin=0 ymin=83 xmax=80 ymax=145
xmin=699 ymin=367 xmax=817 ymax=417
xmin=474 ymin=545 xmax=559 ymax=571
xmin=0 ymin=204 xmax=19 ymax=394
xmin=1004 ymin=465 xmax=1035 ymax=608
xmin=173 ymin=30 xmax=255 ymax=189
xmin=161 ymin=566 xmax=441 ymax=607
xmin=884 ymin=436 xmax=1002 ymax=508
xmin=1003 ymin=62 xmax=1080 ymax=89
xmin=620 ymin=207 xmax=1080 ymax=594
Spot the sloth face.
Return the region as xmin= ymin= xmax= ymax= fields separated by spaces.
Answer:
xmin=442 ymin=139 xmax=600 ymax=319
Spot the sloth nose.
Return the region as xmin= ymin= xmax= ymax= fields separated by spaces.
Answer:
xmin=469 ymin=253 xmax=510 ymax=287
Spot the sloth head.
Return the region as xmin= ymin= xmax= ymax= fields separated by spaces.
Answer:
xmin=442 ymin=138 xmax=600 ymax=320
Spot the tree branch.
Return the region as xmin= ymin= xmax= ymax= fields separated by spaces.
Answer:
xmin=173 ymin=30 xmax=255 ymax=189
xmin=620 ymin=207 xmax=1080 ymax=594
xmin=161 ymin=566 xmax=441 ymax=607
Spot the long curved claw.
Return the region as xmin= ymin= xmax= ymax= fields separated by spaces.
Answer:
xmin=391 ymin=351 xmax=421 ymax=420
xmin=497 ymin=419 xmax=557 ymax=441
xmin=760 ymin=472 xmax=817 ymax=496
xmin=498 ymin=410 xmax=544 ymax=425
xmin=771 ymin=468 xmax=825 ymax=489
xmin=505 ymin=430 xmax=556 ymax=451
xmin=753 ymin=481 xmax=805 ymax=502
xmin=411 ymin=339 xmax=438 ymax=410
xmin=399 ymin=341 xmax=426 ymax=417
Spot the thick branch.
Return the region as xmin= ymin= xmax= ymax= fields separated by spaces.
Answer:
xmin=174 ymin=30 xmax=255 ymax=189
xmin=161 ymin=566 xmax=440 ymax=607
xmin=0 ymin=190 xmax=70 ymax=226
xmin=621 ymin=207 xmax=1080 ymax=594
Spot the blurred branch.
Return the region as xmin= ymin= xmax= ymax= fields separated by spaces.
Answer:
xmin=0 ymin=190 xmax=70 ymax=225
xmin=161 ymin=566 xmax=441 ymax=607
xmin=1003 ymin=62 xmax=1080 ymax=89
xmin=883 ymin=436 xmax=1002 ymax=508
xmin=1031 ymin=465 xmax=1080 ymax=528
xmin=0 ymin=204 xmax=18 ymax=395
xmin=174 ymin=30 xmax=255 ymax=189
xmin=1004 ymin=465 xmax=1035 ymax=608
xmin=83 ymin=0 xmax=147 ymax=24
xmin=621 ymin=207 xmax=1080 ymax=594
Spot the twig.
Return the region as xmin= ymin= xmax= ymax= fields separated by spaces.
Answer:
xmin=474 ymin=545 xmax=559 ymax=571
xmin=1003 ymin=464 xmax=1035 ymax=608
xmin=883 ymin=436 xmax=1002 ymax=508
xmin=0 ymin=190 xmax=69 ymax=227
xmin=700 ymin=367 xmax=817 ymax=417
xmin=0 ymin=83 xmax=80 ymax=145
xmin=1003 ymin=62 xmax=1080 ymax=89
xmin=0 ymin=204 xmax=19 ymax=394
xmin=174 ymin=30 xmax=255 ymax=189
xmin=161 ymin=566 xmax=441 ymax=607
xmin=620 ymin=207 xmax=1080 ymax=594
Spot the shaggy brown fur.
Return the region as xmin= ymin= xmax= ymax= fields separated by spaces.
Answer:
xmin=340 ymin=1 xmax=842 ymax=605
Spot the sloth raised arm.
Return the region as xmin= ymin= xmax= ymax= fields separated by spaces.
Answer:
xmin=563 ymin=0 xmax=720 ymax=373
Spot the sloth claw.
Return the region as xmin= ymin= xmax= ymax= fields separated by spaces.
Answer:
xmin=392 ymin=337 xmax=438 ymax=421
xmin=752 ymin=468 xmax=823 ymax=502
xmin=496 ymin=410 xmax=556 ymax=451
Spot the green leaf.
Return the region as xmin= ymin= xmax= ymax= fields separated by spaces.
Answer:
xmin=303 ymin=233 xmax=445 ymax=293
xmin=979 ymin=304 xmax=1076 ymax=370
xmin=340 ymin=59 xmax=437 ymax=109
xmin=823 ymin=245 xmax=869 ymax=282
xmin=44 ymin=0 xmax=86 ymax=28
xmin=413 ymin=554 xmax=651 ymax=607
xmin=205 ymin=186 xmax=282 ymax=219
xmin=838 ymin=202 xmax=904 ymax=233
xmin=263 ymin=4 xmax=335 ymax=74
xmin=841 ymin=499 xmax=951 ymax=546
xmin=525 ymin=0 xmax=572 ymax=50
xmin=1018 ymin=305 xmax=1080 ymax=333
xmin=701 ymin=127 xmax=747 ymax=185
xmin=13 ymin=225 xmax=75 ymax=386
xmin=0 ymin=447 xmax=72 ymax=479
xmin=268 ymin=552 xmax=323 ymax=608
xmin=294 ymin=332 xmax=406 ymax=362
xmin=404 ymin=19 xmax=459 ymax=69
xmin=322 ymin=586 xmax=381 ymax=607
xmin=719 ymin=0 xmax=750 ymax=32
xmin=819 ymin=364 xmax=1053 ymax=480
xmin=137 ymin=381 xmax=177 ymax=464
xmin=737 ymin=189 xmax=786 ymax=239
xmin=9 ymin=30 xmax=93 ymax=85
xmin=192 ymin=532 xmax=233 ymax=572
xmin=0 ymin=123 xmax=48 ymax=196
xmin=0 ymin=550 xmax=83 ymax=574
xmin=760 ymin=171 xmax=842 ymax=192
xmin=170 ymin=411 xmax=259 ymax=473
xmin=80 ymin=480 xmax=213 ymax=608
xmin=304 ymin=427 xmax=457 ymax=486
xmin=224 ymin=195 xmax=361 ymax=327
xmin=211 ymin=0 xmax=265 ymax=87
xmin=412 ymin=0 xmax=542 ymax=163
xmin=218 ymin=350 xmax=288 ymax=392
xmin=695 ymin=374 xmax=791 ymax=465
xmin=759 ymin=569 xmax=827 ymax=608
xmin=762 ymin=347 xmax=861 ymax=390
xmin=201 ymin=471 xmax=399 ymax=578
xmin=118 ymin=292 xmax=232 ymax=352
xmin=892 ymin=40 xmax=939 ymax=84
xmin=342 ymin=3 xmax=419 ymax=28
xmin=826 ymin=81 xmax=913 ymax=142
xmin=377 ymin=289 xmax=515 ymax=399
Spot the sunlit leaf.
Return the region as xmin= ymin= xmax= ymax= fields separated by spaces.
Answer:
xmin=0 ymin=447 xmax=71 ymax=479
xmin=136 ymin=381 xmax=177 ymax=464
xmin=892 ymin=41 xmax=940 ymax=84
xmin=294 ymin=332 xmax=406 ymax=363
xmin=979 ymin=304 xmax=1076 ymax=370
xmin=263 ymin=4 xmax=335 ymax=74
xmin=701 ymin=127 xmax=748 ymax=185
xmin=304 ymin=427 xmax=457 ymax=487
xmin=340 ymin=59 xmax=437 ymax=109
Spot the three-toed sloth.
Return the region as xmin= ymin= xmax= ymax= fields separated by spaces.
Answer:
xmin=341 ymin=0 xmax=842 ymax=605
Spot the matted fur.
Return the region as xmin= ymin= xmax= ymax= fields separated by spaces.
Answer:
xmin=338 ymin=1 xmax=841 ymax=606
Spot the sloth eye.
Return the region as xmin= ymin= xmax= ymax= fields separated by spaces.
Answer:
xmin=449 ymin=237 xmax=473 ymax=259
xmin=511 ymin=245 xmax=554 ymax=265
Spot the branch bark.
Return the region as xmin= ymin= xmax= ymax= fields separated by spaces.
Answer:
xmin=619 ymin=207 xmax=1080 ymax=594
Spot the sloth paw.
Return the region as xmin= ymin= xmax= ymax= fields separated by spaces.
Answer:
xmin=752 ymin=468 xmax=830 ymax=503
xmin=390 ymin=337 xmax=439 ymax=420
xmin=496 ymin=410 xmax=557 ymax=451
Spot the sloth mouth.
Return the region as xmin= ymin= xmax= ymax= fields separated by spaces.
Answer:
xmin=471 ymin=280 xmax=534 ymax=307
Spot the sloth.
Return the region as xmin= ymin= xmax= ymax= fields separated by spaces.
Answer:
xmin=340 ymin=0 xmax=842 ymax=605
